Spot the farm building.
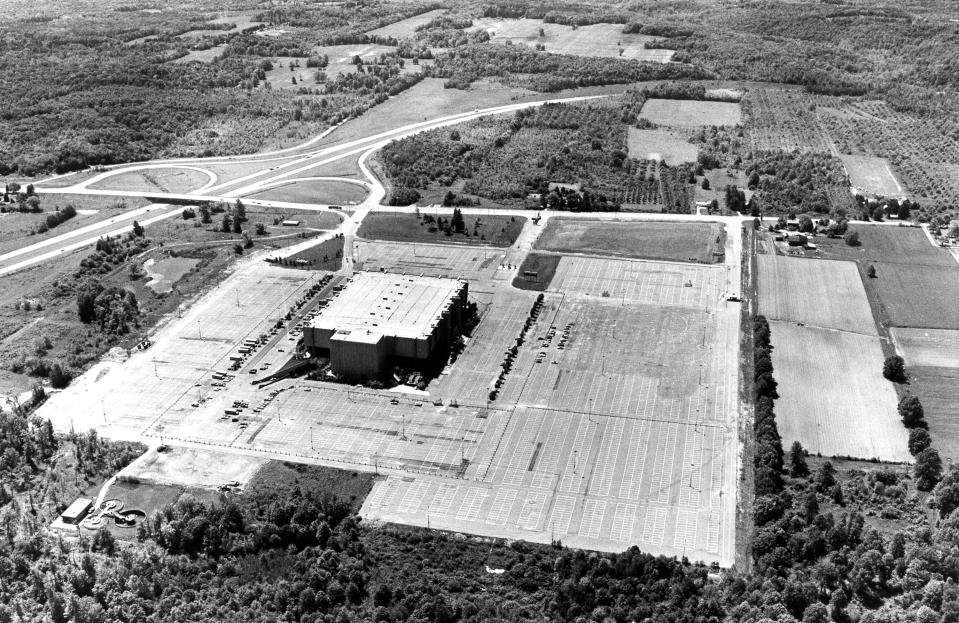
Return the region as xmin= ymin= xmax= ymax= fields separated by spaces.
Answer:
xmin=787 ymin=234 xmax=808 ymax=247
xmin=304 ymin=272 xmax=468 ymax=381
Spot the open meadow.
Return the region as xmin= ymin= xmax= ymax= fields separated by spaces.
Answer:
xmin=768 ymin=320 xmax=910 ymax=462
xmin=366 ymin=9 xmax=447 ymax=38
xmin=907 ymin=367 xmax=959 ymax=462
xmin=534 ymin=219 xmax=724 ymax=264
xmin=358 ymin=212 xmax=525 ymax=248
xmin=841 ymin=154 xmax=905 ymax=196
xmin=640 ymin=99 xmax=742 ymax=127
xmin=470 ymin=18 xmax=674 ymax=62
xmin=627 ymin=128 xmax=698 ymax=165
xmin=800 ymin=225 xmax=955 ymax=266
xmin=758 ymin=254 xmax=877 ymax=335
xmin=871 ymin=263 xmax=959 ymax=329
xmin=86 ymin=168 xmax=214 ymax=194
xmin=890 ymin=327 xmax=959 ymax=369
xmin=244 ymin=179 xmax=368 ymax=206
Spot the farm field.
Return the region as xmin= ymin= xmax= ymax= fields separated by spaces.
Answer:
xmin=470 ymin=18 xmax=674 ymax=62
xmin=758 ymin=254 xmax=877 ymax=335
xmin=640 ymin=99 xmax=742 ymax=127
xmin=795 ymin=225 xmax=955 ymax=266
xmin=366 ymin=9 xmax=447 ymax=38
xmin=743 ymin=87 xmax=833 ymax=153
xmin=768 ymin=320 xmax=910 ymax=462
xmin=907 ymin=367 xmax=959 ymax=462
xmin=358 ymin=212 xmax=525 ymax=247
xmin=627 ymin=128 xmax=698 ymax=165
xmin=244 ymin=179 xmax=368 ymax=206
xmin=534 ymin=219 xmax=724 ymax=264
xmin=890 ymin=328 xmax=959 ymax=368
xmin=871 ymin=263 xmax=959 ymax=329
xmin=841 ymin=154 xmax=904 ymax=196
xmin=87 ymin=168 xmax=214 ymax=193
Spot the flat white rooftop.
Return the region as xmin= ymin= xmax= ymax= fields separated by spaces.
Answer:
xmin=312 ymin=272 xmax=465 ymax=340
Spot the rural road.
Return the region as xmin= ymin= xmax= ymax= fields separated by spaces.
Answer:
xmin=5 ymin=94 xmax=609 ymax=276
xmin=9 ymin=91 xmax=752 ymax=277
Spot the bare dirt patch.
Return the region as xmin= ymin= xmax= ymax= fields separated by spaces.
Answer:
xmin=120 ymin=446 xmax=266 ymax=489
xmin=841 ymin=154 xmax=904 ymax=196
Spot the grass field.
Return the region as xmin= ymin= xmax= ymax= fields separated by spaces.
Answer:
xmin=246 ymin=207 xmax=342 ymax=231
xmin=640 ymin=99 xmax=742 ymax=127
xmin=358 ymin=212 xmax=525 ymax=247
xmin=907 ymin=367 xmax=959 ymax=462
xmin=245 ymin=179 xmax=368 ymax=206
xmin=796 ymin=225 xmax=955 ymax=266
xmin=324 ymin=78 xmax=533 ymax=148
xmin=144 ymin=257 xmax=199 ymax=294
xmin=758 ymin=254 xmax=877 ymax=335
xmin=841 ymin=154 xmax=904 ymax=196
xmin=890 ymin=327 xmax=959 ymax=368
xmin=871 ymin=263 xmax=959 ymax=329
xmin=287 ymin=236 xmax=345 ymax=271
xmin=535 ymin=219 xmax=724 ymax=264
xmin=769 ymin=320 xmax=910 ymax=462
xmin=87 ymin=168 xmax=213 ymax=193
xmin=367 ymin=8 xmax=447 ymax=38
xmin=513 ymin=253 xmax=561 ymax=291
xmin=627 ymin=128 xmax=698 ymax=165
xmin=470 ymin=18 xmax=674 ymax=62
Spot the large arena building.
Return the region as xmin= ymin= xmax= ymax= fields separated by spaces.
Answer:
xmin=304 ymin=272 xmax=469 ymax=381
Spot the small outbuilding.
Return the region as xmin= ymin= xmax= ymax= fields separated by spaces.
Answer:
xmin=60 ymin=498 xmax=93 ymax=525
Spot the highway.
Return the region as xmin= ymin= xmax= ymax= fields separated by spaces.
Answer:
xmin=6 ymin=92 xmax=748 ymax=276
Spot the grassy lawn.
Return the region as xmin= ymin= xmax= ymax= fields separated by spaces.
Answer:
xmin=790 ymin=224 xmax=955 ymax=267
xmin=358 ymin=211 xmax=525 ymax=247
xmin=246 ymin=179 xmax=367 ymax=206
xmin=286 ymin=236 xmax=345 ymax=271
xmin=513 ymin=253 xmax=561 ymax=291
xmin=535 ymin=219 xmax=725 ymax=263
xmin=0 ymin=195 xmax=148 ymax=255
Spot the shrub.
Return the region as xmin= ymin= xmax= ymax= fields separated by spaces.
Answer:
xmin=844 ymin=231 xmax=860 ymax=246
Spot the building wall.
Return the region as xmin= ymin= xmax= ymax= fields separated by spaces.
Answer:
xmin=330 ymin=334 xmax=388 ymax=381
